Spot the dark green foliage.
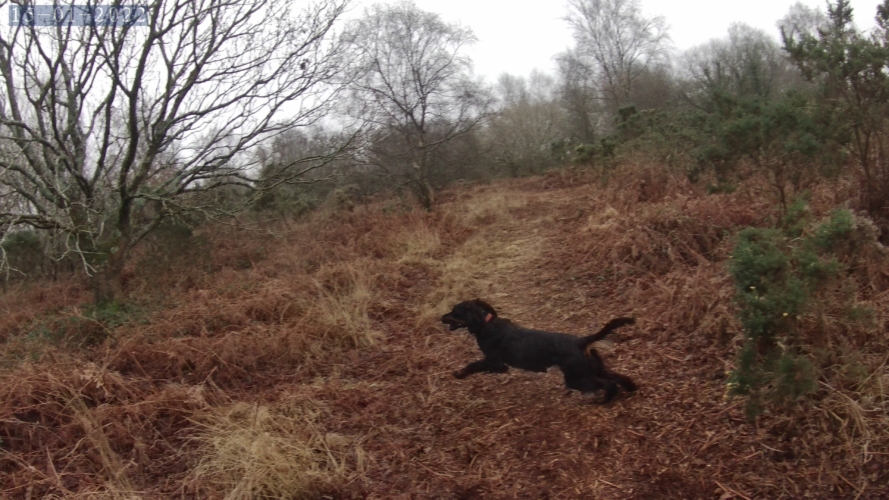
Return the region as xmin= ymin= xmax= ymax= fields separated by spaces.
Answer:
xmin=255 ymin=189 xmax=320 ymax=218
xmin=604 ymin=85 xmax=841 ymax=201
xmin=783 ymin=0 xmax=889 ymax=237
xmin=1 ymin=230 xmax=45 ymax=276
xmin=1 ymin=230 xmax=41 ymax=252
xmin=697 ymin=90 xmax=843 ymax=209
xmin=773 ymin=354 xmax=818 ymax=403
xmin=572 ymin=138 xmax=616 ymax=166
xmin=254 ymin=165 xmax=332 ymax=219
xmin=76 ymin=301 xmax=133 ymax=345
xmin=728 ymin=205 xmax=857 ymax=417
xmin=610 ymin=107 xmax=712 ymax=178
xmin=811 ymin=208 xmax=854 ymax=252
xmin=147 ymin=219 xmax=211 ymax=265
xmin=781 ymin=196 xmax=810 ymax=237
xmin=134 ymin=218 xmax=213 ymax=291
xmin=24 ymin=301 xmax=139 ymax=349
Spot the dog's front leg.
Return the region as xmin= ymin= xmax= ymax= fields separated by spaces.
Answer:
xmin=454 ymin=358 xmax=509 ymax=379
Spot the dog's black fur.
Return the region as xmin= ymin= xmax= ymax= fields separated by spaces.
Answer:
xmin=441 ymin=299 xmax=637 ymax=403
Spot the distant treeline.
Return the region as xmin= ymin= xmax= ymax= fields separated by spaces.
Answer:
xmin=4 ymin=0 xmax=889 ymax=292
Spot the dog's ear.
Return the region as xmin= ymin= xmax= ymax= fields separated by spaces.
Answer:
xmin=472 ymin=298 xmax=497 ymax=319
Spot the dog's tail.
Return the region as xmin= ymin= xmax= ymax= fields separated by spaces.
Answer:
xmin=579 ymin=317 xmax=635 ymax=349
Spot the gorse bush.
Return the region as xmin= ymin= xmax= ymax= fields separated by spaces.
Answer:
xmin=696 ymin=91 xmax=843 ymax=211
xmin=572 ymin=138 xmax=616 ymax=166
xmin=784 ymin=0 xmax=889 ymax=238
xmin=728 ymin=202 xmax=855 ymax=417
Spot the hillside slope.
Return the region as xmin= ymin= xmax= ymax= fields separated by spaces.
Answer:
xmin=1 ymin=167 xmax=887 ymax=499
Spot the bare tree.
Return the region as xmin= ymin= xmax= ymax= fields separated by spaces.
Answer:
xmin=556 ymin=49 xmax=601 ymax=143
xmin=254 ymin=126 xmax=352 ymax=214
xmin=345 ymin=1 xmax=491 ymax=210
xmin=487 ymin=70 xmax=567 ymax=176
xmin=0 ymin=0 xmax=349 ymax=300
xmin=564 ymin=0 xmax=671 ymax=118
xmin=681 ymin=24 xmax=797 ymax=109
xmin=778 ymin=2 xmax=829 ymax=44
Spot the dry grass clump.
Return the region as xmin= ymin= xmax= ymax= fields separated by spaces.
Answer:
xmin=108 ymin=209 xmax=445 ymax=381
xmin=0 ymin=362 xmax=221 ymax=497
xmin=417 ymin=236 xmax=491 ymax=320
xmin=456 ymin=191 xmax=527 ymax=225
xmin=188 ymin=398 xmax=362 ymax=499
xmin=0 ymin=279 xmax=91 ymax=344
xmin=580 ymin=191 xmax=767 ymax=276
xmin=107 ymin=264 xmax=384 ymax=386
xmin=393 ymin=220 xmax=442 ymax=265
xmin=310 ymin=261 xmax=384 ymax=349
xmin=415 ymin=187 xmax=543 ymax=324
xmin=0 ymin=204 xmax=458 ymax=496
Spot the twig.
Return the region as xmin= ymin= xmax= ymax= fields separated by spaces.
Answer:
xmin=656 ymin=350 xmax=685 ymax=362
xmin=714 ymin=402 xmax=741 ymax=417
xmin=714 ymin=480 xmax=751 ymax=500
xmin=624 ymin=428 xmax=644 ymax=438
xmin=838 ymin=474 xmax=863 ymax=496
xmin=761 ymin=443 xmax=784 ymax=454
xmin=598 ymin=478 xmax=620 ymax=489
xmin=413 ymin=459 xmax=454 ymax=478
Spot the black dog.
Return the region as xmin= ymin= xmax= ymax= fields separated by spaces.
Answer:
xmin=441 ymin=299 xmax=637 ymax=403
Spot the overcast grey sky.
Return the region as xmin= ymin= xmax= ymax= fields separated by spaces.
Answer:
xmin=359 ymin=0 xmax=883 ymax=83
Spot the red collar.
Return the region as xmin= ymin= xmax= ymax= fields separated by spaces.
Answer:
xmin=484 ymin=313 xmax=493 ymax=323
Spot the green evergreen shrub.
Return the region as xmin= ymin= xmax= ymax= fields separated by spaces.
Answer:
xmin=728 ymin=204 xmax=859 ymax=417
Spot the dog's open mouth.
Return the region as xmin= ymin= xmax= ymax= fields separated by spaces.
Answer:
xmin=441 ymin=314 xmax=467 ymax=331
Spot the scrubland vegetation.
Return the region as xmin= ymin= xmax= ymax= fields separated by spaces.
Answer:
xmin=2 ymin=0 xmax=889 ymax=497
xmin=1 ymin=167 xmax=887 ymax=498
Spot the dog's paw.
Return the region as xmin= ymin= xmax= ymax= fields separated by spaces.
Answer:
xmin=453 ymin=369 xmax=468 ymax=379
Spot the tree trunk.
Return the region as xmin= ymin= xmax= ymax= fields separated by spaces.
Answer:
xmin=418 ymin=178 xmax=435 ymax=211
xmin=91 ymin=213 xmax=132 ymax=304
xmin=414 ymin=136 xmax=434 ymax=211
xmin=91 ymin=249 xmax=127 ymax=305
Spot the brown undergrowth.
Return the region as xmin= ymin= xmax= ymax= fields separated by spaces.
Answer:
xmin=1 ymin=166 xmax=887 ymax=498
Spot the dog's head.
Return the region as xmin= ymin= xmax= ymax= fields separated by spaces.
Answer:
xmin=441 ymin=299 xmax=497 ymax=331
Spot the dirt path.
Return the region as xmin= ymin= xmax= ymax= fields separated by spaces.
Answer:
xmin=301 ymin=185 xmax=724 ymax=499
xmin=274 ymin=180 xmax=873 ymax=499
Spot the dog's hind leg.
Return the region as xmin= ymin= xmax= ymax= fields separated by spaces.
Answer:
xmin=607 ymin=371 xmax=637 ymax=392
xmin=563 ymin=370 xmax=619 ymax=403
xmin=599 ymin=379 xmax=619 ymax=403
xmin=454 ymin=358 xmax=509 ymax=379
